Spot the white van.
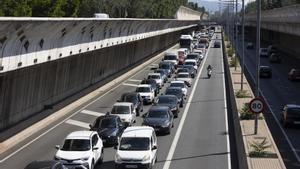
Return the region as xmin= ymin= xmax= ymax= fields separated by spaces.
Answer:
xmin=111 ymin=102 xmax=136 ymax=126
xmin=115 ymin=126 xmax=158 ymax=169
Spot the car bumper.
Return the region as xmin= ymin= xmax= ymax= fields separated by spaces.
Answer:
xmin=115 ymin=163 xmax=151 ymax=169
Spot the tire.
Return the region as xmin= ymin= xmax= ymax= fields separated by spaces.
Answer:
xmin=99 ymin=149 xmax=104 ymax=164
xmin=180 ymin=101 xmax=183 ymax=107
xmin=136 ymin=108 xmax=140 ymax=116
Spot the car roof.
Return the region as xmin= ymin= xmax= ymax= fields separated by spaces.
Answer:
xmin=185 ymin=59 xmax=196 ymax=62
xmin=122 ymin=92 xmax=138 ymax=97
xmin=113 ymin=102 xmax=133 ymax=106
xmin=122 ymin=126 xmax=154 ymax=138
xmin=148 ymin=73 xmax=161 ymax=76
xmin=158 ymin=95 xmax=177 ymax=99
xmin=66 ymin=131 xmax=95 ymax=139
xmin=167 ymin=87 xmax=182 ymax=90
xmin=170 ymin=81 xmax=185 ymax=84
xmin=260 ymin=66 xmax=270 ymax=69
xmin=178 ymin=72 xmax=189 ymax=75
xmin=25 ymin=161 xmax=59 ymax=169
xmin=149 ymin=105 xmax=170 ymax=112
xmin=286 ymin=104 xmax=300 ymax=108
xmin=96 ymin=114 xmax=119 ymax=121
xmin=138 ymin=84 xmax=151 ymax=88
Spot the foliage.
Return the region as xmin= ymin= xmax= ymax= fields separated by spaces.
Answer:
xmin=227 ymin=47 xmax=235 ymax=57
xmin=229 ymin=56 xmax=239 ymax=67
xmin=0 ymin=0 xmax=195 ymax=18
xmin=239 ymin=103 xmax=254 ymax=120
xmin=186 ymin=1 xmax=206 ymax=13
xmin=245 ymin=0 xmax=300 ymax=13
xmin=249 ymin=138 xmax=271 ymax=157
xmin=235 ymin=90 xmax=250 ymax=98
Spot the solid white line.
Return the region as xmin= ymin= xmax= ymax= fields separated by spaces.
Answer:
xmin=162 ymin=41 xmax=211 ymax=169
xmin=128 ymin=79 xmax=142 ymax=82
xmin=220 ymin=34 xmax=232 ymax=169
xmin=0 ymin=44 xmax=174 ymax=163
xmin=245 ymin=63 xmax=300 ymax=163
xmin=122 ymin=83 xmax=139 ymax=87
xmin=65 ymin=119 xmax=90 ymax=129
xmin=80 ymin=110 xmax=105 ymax=117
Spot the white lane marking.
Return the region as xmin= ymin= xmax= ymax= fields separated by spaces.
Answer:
xmin=65 ymin=119 xmax=90 ymax=129
xmin=80 ymin=110 xmax=105 ymax=117
xmin=128 ymin=79 xmax=142 ymax=82
xmin=0 ymin=44 xmax=171 ymax=163
xmin=220 ymin=35 xmax=232 ymax=169
xmin=244 ymin=63 xmax=300 ymax=163
xmin=163 ymin=40 xmax=212 ymax=169
xmin=122 ymin=83 xmax=139 ymax=87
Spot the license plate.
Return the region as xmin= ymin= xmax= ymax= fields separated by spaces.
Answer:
xmin=126 ymin=165 xmax=138 ymax=168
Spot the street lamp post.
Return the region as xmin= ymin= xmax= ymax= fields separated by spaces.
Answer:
xmin=241 ymin=0 xmax=245 ymax=90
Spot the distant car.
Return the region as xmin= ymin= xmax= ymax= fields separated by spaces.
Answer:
xmin=178 ymin=65 xmax=196 ymax=78
xmin=259 ymin=66 xmax=272 ymax=78
xmin=176 ymin=72 xmax=192 ymax=87
xmin=288 ymin=69 xmax=300 ymax=81
xmin=260 ymin=48 xmax=268 ymax=57
xmin=281 ymin=104 xmax=300 ymax=128
xmin=142 ymin=106 xmax=174 ymax=134
xmin=90 ymin=115 xmax=125 ymax=146
xmin=154 ymin=69 xmax=168 ymax=83
xmin=193 ymin=49 xmax=203 ymax=56
xmin=184 ymin=59 xmax=198 ymax=71
xmin=136 ymin=84 xmax=155 ymax=104
xmin=24 ymin=161 xmax=67 ymax=169
xmin=170 ymin=80 xmax=188 ymax=97
xmin=163 ymin=53 xmax=178 ymax=67
xmin=214 ymin=41 xmax=221 ymax=48
xmin=111 ymin=102 xmax=136 ymax=126
xmin=269 ymin=53 xmax=282 ymax=63
xmin=267 ymin=45 xmax=278 ymax=56
xmin=118 ymin=92 xmax=143 ymax=116
xmin=140 ymin=79 xmax=159 ymax=96
xmin=155 ymin=95 xmax=180 ymax=118
xmin=176 ymin=68 xmax=189 ymax=74
xmin=165 ymin=87 xmax=185 ymax=107
xmin=147 ymin=73 xmax=164 ymax=88
xmin=196 ymin=43 xmax=206 ymax=52
xmin=114 ymin=126 xmax=158 ymax=169
xmin=246 ymin=42 xmax=254 ymax=49
xmin=55 ymin=131 xmax=103 ymax=169
xmin=159 ymin=61 xmax=174 ymax=77
xmin=186 ymin=53 xmax=201 ymax=65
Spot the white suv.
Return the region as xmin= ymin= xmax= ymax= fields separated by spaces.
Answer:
xmin=111 ymin=102 xmax=136 ymax=126
xmin=55 ymin=131 xmax=103 ymax=169
xmin=136 ymin=84 xmax=155 ymax=104
xmin=147 ymin=73 xmax=163 ymax=88
xmin=115 ymin=126 xmax=158 ymax=169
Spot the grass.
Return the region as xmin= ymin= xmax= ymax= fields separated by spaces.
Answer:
xmin=235 ymin=90 xmax=251 ymax=98
xmin=239 ymin=103 xmax=255 ymax=120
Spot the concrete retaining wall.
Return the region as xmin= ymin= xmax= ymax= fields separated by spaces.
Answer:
xmin=0 ymin=30 xmax=186 ymax=131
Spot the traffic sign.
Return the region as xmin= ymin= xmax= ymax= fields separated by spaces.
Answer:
xmin=249 ymin=98 xmax=264 ymax=114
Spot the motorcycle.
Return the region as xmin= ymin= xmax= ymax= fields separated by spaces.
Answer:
xmin=207 ymin=69 xmax=212 ymax=78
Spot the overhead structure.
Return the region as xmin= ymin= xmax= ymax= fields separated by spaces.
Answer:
xmin=175 ymin=6 xmax=207 ymax=20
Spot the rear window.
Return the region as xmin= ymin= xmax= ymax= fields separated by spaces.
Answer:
xmin=111 ymin=106 xmax=130 ymax=114
xmin=164 ymin=55 xmax=177 ymax=60
xmin=136 ymin=87 xmax=150 ymax=92
xmin=287 ymin=108 xmax=300 ymax=115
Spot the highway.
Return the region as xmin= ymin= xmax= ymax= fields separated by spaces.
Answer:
xmin=236 ymin=37 xmax=300 ymax=168
xmin=0 ymin=31 xmax=231 ymax=169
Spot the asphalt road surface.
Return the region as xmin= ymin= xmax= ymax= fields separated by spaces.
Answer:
xmin=0 ymin=32 xmax=231 ymax=169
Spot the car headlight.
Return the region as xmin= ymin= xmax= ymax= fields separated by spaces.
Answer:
xmin=162 ymin=121 xmax=170 ymax=127
xmin=115 ymin=154 xmax=122 ymax=162
xmin=81 ymin=157 xmax=89 ymax=161
xmin=142 ymin=154 xmax=150 ymax=162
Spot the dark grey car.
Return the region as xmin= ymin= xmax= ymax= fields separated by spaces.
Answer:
xmin=165 ymin=87 xmax=185 ymax=107
xmin=142 ymin=106 xmax=174 ymax=134
xmin=155 ymin=95 xmax=180 ymax=118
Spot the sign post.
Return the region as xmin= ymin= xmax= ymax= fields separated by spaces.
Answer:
xmin=249 ymin=98 xmax=264 ymax=134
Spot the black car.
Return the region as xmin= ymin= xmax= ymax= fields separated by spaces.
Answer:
xmin=159 ymin=61 xmax=175 ymax=77
xmin=142 ymin=106 xmax=174 ymax=134
xmin=214 ymin=41 xmax=221 ymax=48
xmin=269 ymin=53 xmax=282 ymax=63
xmin=118 ymin=92 xmax=143 ymax=116
xmin=281 ymin=104 xmax=300 ymax=128
xmin=141 ymin=79 xmax=159 ymax=96
xmin=186 ymin=53 xmax=201 ymax=65
xmin=155 ymin=95 xmax=180 ymax=117
xmin=24 ymin=161 xmax=66 ymax=169
xmin=90 ymin=115 xmax=125 ymax=146
xmin=259 ymin=66 xmax=272 ymax=78
xmin=165 ymin=87 xmax=184 ymax=107
xmin=154 ymin=69 xmax=168 ymax=83
xmin=178 ymin=65 xmax=196 ymax=78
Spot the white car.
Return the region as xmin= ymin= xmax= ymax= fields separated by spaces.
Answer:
xmin=136 ymin=84 xmax=155 ymax=104
xmin=260 ymin=48 xmax=268 ymax=57
xmin=147 ymin=73 xmax=164 ymax=88
xmin=55 ymin=131 xmax=103 ymax=169
xmin=111 ymin=102 xmax=136 ymax=126
xmin=184 ymin=59 xmax=198 ymax=71
xmin=115 ymin=126 xmax=158 ymax=169
xmin=170 ymin=81 xmax=188 ymax=97
xmin=163 ymin=53 xmax=178 ymax=67
xmin=176 ymin=73 xmax=192 ymax=87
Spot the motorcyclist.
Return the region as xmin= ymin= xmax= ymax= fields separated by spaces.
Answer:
xmin=207 ymin=64 xmax=212 ymax=71
xmin=207 ymin=65 xmax=212 ymax=78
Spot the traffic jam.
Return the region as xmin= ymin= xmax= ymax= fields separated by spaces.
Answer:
xmin=24 ymin=27 xmax=218 ymax=169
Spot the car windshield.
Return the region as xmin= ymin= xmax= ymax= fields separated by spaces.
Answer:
xmin=111 ymin=106 xmax=130 ymax=114
xmin=136 ymin=87 xmax=150 ymax=92
xmin=288 ymin=108 xmax=300 ymax=115
xmin=160 ymin=64 xmax=170 ymax=69
xmin=184 ymin=62 xmax=195 ymax=66
xmin=157 ymin=97 xmax=177 ymax=104
xmin=164 ymin=55 xmax=177 ymax=60
xmin=61 ymin=139 xmax=90 ymax=151
xmin=166 ymin=89 xmax=181 ymax=96
xmin=170 ymin=83 xmax=184 ymax=88
xmin=98 ymin=118 xmax=116 ymax=128
xmin=119 ymin=137 xmax=149 ymax=151
xmin=155 ymin=70 xmax=164 ymax=75
xmin=187 ymin=55 xmax=197 ymax=59
xmin=147 ymin=110 xmax=168 ymax=118
xmin=177 ymin=69 xmax=189 ymax=73
xmin=177 ymin=74 xmax=189 ymax=78
xmin=198 ymin=44 xmax=206 ymax=48
xmin=148 ymin=75 xmax=160 ymax=79
xmin=123 ymin=94 xmax=137 ymax=103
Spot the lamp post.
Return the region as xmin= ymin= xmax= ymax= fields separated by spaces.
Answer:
xmin=241 ymin=0 xmax=245 ymax=90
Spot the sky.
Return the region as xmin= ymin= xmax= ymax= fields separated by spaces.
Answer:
xmin=189 ymin=0 xmax=254 ymax=12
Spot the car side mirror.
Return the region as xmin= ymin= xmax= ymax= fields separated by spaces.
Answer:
xmin=55 ymin=145 xmax=60 ymax=150
xmin=89 ymin=124 xmax=93 ymax=129
xmin=152 ymin=145 xmax=157 ymax=150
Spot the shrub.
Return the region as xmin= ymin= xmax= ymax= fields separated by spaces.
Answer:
xmin=249 ymin=138 xmax=271 ymax=157
xmin=228 ymin=47 xmax=235 ymax=57
xmin=240 ymin=103 xmax=254 ymax=120
xmin=229 ymin=56 xmax=238 ymax=67
xmin=236 ymin=90 xmax=250 ymax=98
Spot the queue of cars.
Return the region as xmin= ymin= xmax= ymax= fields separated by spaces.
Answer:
xmin=24 ymin=32 xmax=209 ymax=169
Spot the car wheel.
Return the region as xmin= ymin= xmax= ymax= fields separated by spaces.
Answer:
xmin=99 ymin=149 xmax=104 ymax=164
xmin=180 ymin=101 xmax=183 ymax=107
xmin=136 ymin=109 xmax=140 ymax=116
xmin=166 ymin=128 xmax=171 ymax=135
xmin=172 ymin=122 xmax=174 ymax=128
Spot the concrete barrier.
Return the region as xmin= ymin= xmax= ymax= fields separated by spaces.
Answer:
xmin=175 ymin=6 xmax=203 ymax=20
